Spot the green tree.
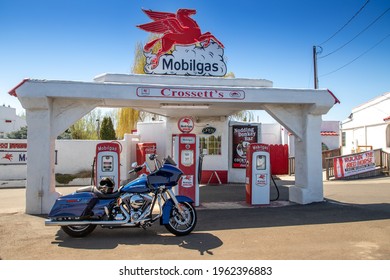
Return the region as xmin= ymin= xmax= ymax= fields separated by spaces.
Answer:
xmin=70 ymin=109 xmax=101 ymax=139
xmin=7 ymin=126 xmax=27 ymax=139
xmin=100 ymin=116 xmax=116 ymax=140
xmin=116 ymin=35 xmax=162 ymax=139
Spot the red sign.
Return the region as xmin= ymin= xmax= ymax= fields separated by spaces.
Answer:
xmin=137 ymin=8 xmax=226 ymax=76
xmin=178 ymin=117 xmax=194 ymax=133
xmin=333 ymin=151 xmax=376 ymax=179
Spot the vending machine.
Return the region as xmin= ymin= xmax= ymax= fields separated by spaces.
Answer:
xmin=95 ymin=142 xmax=121 ymax=192
xmin=136 ymin=142 xmax=157 ymax=173
xmin=172 ymin=134 xmax=199 ymax=206
xmin=245 ymin=143 xmax=271 ymax=205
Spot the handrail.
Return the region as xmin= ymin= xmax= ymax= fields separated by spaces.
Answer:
xmin=288 ymin=148 xmax=341 ymax=175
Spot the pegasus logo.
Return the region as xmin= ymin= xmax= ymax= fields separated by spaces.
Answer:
xmin=2 ymin=153 xmax=13 ymax=161
xmin=137 ymin=8 xmax=226 ymax=74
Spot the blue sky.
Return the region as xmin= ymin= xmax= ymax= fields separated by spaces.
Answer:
xmin=1 ymin=0 xmax=389 ymax=122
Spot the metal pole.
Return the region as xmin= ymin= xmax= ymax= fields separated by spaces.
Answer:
xmin=313 ymin=46 xmax=318 ymax=89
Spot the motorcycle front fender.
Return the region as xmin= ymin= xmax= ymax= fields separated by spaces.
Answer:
xmin=160 ymin=195 xmax=194 ymax=225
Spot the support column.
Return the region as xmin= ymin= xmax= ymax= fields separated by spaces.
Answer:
xmin=25 ymin=98 xmax=102 ymax=214
xmin=289 ymin=114 xmax=324 ymax=204
xmin=25 ymin=108 xmax=60 ymax=214
xmin=263 ymin=104 xmax=324 ymax=204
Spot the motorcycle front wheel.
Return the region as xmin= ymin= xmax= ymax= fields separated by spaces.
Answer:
xmin=165 ymin=201 xmax=197 ymax=236
xmin=61 ymin=224 xmax=97 ymax=237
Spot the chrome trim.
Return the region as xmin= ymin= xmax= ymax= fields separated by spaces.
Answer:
xmin=45 ymin=204 xmax=131 ymax=226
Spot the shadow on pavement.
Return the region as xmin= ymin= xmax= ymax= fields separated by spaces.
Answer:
xmin=52 ymin=228 xmax=223 ymax=256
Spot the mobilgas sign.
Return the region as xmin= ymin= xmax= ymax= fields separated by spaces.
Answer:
xmin=137 ymin=8 xmax=227 ymax=77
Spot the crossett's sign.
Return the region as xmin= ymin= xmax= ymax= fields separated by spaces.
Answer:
xmin=137 ymin=87 xmax=245 ymax=100
xmin=137 ymin=8 xmax=227 ymax=77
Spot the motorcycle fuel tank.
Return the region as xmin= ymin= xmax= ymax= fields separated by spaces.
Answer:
xmin=121 ymin=174 xmax=150 ymax=193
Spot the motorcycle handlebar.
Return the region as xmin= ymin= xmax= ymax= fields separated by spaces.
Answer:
xmin=128 ymin=165 xmax=143 ymax=174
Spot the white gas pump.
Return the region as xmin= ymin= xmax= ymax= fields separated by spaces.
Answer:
xmin=95 ymin=142 xmax=121 ymax=192
xmin=246 ymin=143 xmax=271 ymax=205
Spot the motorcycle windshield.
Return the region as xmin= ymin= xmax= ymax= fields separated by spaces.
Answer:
xmin=147 ymin=164 xmax=183 ymax=188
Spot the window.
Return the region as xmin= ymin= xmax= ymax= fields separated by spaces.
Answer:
xmin=199 ymin=135 xmax=222 ymax=155
xmin=342 ymin=132 xmax=346 ymax=147
xmin=386 ymin=125 xmax=390 ymax=148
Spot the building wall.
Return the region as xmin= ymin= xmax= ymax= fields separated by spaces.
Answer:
xmin=341 ymin=92 xmax=390 ymax=154
xmin=0 ymin=105 xmax=26 ymax=138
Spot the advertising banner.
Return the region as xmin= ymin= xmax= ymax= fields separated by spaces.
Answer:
xmin=333 ymin=150 xmax=376 ymax=179
xmin=232 ymin=125 xmax=258 ymax=168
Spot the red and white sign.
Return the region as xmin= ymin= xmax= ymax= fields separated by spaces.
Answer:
xmin=137 ymin=8 xmax=226 ymax=76
xmin=333 ymin=151 xmax=376 ymax=179
xmin=137 ymin=87 xmax=245 ymax=100
xmin=178 ymin=117 xmax=194 ymax=133
xmin=0 ymin=142 xmax=27 ymax=165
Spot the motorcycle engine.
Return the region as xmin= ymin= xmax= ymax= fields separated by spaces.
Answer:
xmin=120 ymin=193 xmax=152 ymax=222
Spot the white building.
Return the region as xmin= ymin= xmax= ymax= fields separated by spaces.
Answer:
xmin=340 ymin=92 xmax=390 ymax=155
xmin=0 ymin=105 xmax=26 ymax=138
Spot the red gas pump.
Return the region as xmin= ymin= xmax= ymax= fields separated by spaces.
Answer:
xmin=172 ymin=134 xmax=199 ymax=206
xmin=246 ymin=143 xmax=271 ymax=205
xmin=136 ymin=142 xmax=157 ymax=173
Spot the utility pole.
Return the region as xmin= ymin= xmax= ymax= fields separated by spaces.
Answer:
xmin=313 ymin=45 xmax=318 ymax=89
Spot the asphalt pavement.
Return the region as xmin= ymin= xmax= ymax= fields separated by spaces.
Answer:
xmin=0 ymin=175 xmax=389 ymax=260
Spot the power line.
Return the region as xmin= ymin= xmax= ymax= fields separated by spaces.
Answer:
xmin=319 ymin=6 xmax=390 ymax=59
xmin=320 ymin=32 xmax=390 ymax=77
xmin=319 ymin=0 xmax=371 ymax=46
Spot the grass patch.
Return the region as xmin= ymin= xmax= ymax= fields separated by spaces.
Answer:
xmin=55 ymin=170 xmax=92 ymax=184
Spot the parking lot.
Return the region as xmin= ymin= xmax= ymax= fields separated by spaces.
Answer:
xmin=0 ymin=175 xmax=389 ymax=260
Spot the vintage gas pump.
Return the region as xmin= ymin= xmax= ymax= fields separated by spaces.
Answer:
xmin=245 ymin=143 xmax=271 ymax=205
xmin=172 ymin=133 xmax=200 ymax=206
xmin=136 ymin=142 xmax=157 ymax=173
xmin=95 ymin=142 xmax=121 ymax=192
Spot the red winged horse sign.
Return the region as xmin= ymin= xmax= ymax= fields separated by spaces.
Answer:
xmin=137 ymin=8 xmax=227 ymax=76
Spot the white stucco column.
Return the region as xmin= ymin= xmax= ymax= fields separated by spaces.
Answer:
xmin=25 ymin=108 xmax=60 ymax=214
xmin=263 ymin=104 xmax=325 ymax=204
xmin=289 ymin=114 xmax=324 ymax=204
xmin=24 ymin=97 xmax=102 ymax=214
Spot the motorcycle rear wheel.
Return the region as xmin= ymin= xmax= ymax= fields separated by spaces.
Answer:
xmin=165 ymin=202 xmax=197 ymax=236
xmin=61 ymin=224 xmax=97 ymax=237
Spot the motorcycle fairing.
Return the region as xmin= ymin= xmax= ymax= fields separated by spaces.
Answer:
xmin=148 ymin=164 xmax=183 ymax=188
xmin=160 ymin=195 xmax=194 ymax=225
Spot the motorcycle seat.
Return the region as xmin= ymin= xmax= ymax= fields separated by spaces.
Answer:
xmin=76 ymin=186 xmax=121 ymax=199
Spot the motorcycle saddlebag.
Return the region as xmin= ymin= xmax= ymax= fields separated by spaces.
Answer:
xmin=48 ymin=192 xmax=98 ymax=219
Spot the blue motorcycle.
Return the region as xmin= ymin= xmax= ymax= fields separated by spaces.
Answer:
xmin=45 ymin=155 xmax=197 ymax=237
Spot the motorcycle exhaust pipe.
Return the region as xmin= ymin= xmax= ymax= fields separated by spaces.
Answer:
xmin=45 ymin=205 xmax=131 ymax=227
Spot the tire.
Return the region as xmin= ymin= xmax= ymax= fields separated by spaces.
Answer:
xmin=164 ymin=202 xmax=197 ymax=236
xmin=61 ymin=224 xmax=97 ymax=237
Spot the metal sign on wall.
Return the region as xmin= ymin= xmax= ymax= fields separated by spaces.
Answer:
xmin=0 ymin=142 xmax=27 ymax=165
xmin=137 ymin=8 xmax=227 ymax=76
xmin=232 ymin=125 xmax=259 ymax=168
